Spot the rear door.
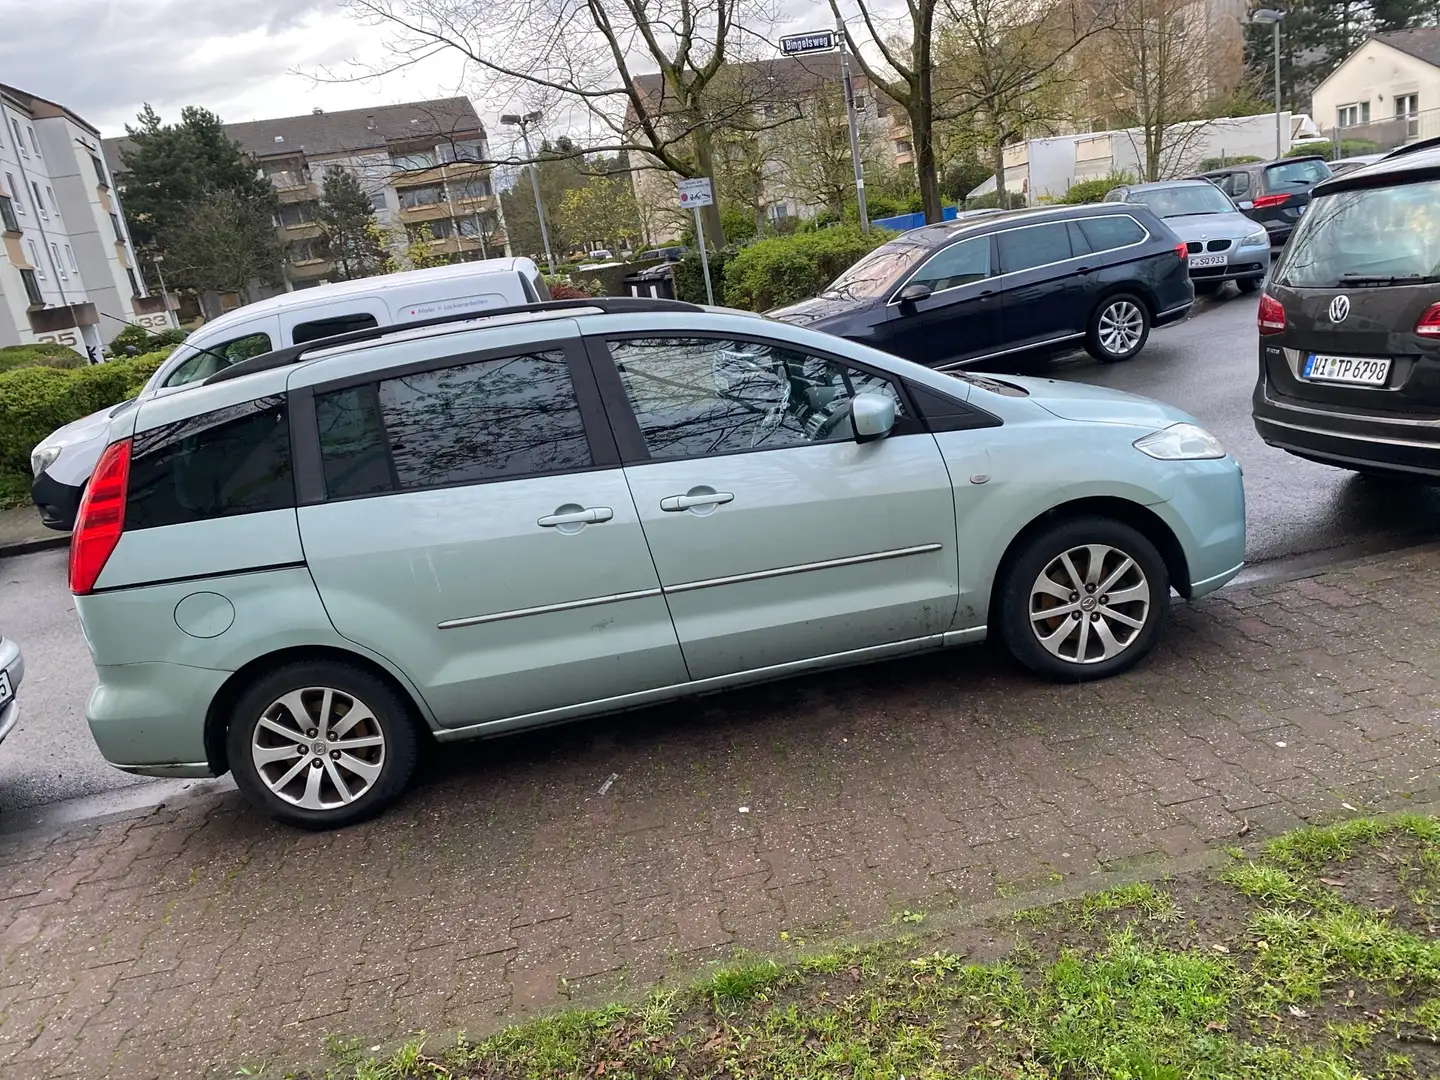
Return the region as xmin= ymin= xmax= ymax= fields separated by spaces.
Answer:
xmin=995 ymin=220 xmax=1093 ymax=348
xmin=871 ymin=233 xmax=1001 ymax=367
xmin=293 ymin=321 xmax=687 ymax=728
xmin=589 ymin=332 xmax=959 ymax=681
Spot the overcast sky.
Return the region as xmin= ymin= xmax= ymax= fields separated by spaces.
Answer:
xmin=0 ymin=0 xmax=847 ymax=142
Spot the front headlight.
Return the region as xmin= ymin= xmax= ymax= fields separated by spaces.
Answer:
xmin=1239 ymin=229 xmax=1269 ymax=248
xmin=30 ymin=444 xmax=61 ymax=478
xmin=1133 ymin=423 xmax=1225 ymax=460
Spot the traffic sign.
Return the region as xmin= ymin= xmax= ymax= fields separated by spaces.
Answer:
xmin=780 ymin=30 xmax=837 ymax=55
xmin=677 ymin=176 xmax=713 ymax=208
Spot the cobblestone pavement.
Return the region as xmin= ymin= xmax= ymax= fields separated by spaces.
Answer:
xmin=3 ymin=549 xmax=1440 ymax=1079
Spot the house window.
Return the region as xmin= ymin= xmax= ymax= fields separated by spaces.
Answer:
xmin=64 ymin=244 xmax=77 ymax=271
xmin=439 ymin=140 xmax=484 ymax=162
xmin=265 ymin=166 xmax=308 ymax=189
xmin=275 ymin=202 xmax=317 ymax=227
xmin=289 ymin=237 xmax=323 ymax=262
xmin=92 ymin=155 xmax=109 ymax=187
xmin=20 ymin=269 xmax=41 ymax=305
xmin=110 ymin=212 xmax=125 ymax=243
xmin=448 ymin=178 xmax=492 ymax=201
xmin=407 ymin=219 xmax=454 ymax=241
xmin=397 ymin=184 xmax=445 ymax=208
xmin=369 ymin=191 xmax=387 ymax=211
xmin=11 ymin=119 xmax=27 ymax=157
xmin=1337 ymin=101 xmax=1370 ymax=127
xmin=31 ymin=182 xmax=46 ymax=219
xmin=27 ymin=126 xmax=40 ymax=157
xmin=126 ymin=267 xmax=140 ymax=297
xmin=50 ymin=242 xmax=66 ymax=279
xmin=457 ymin=212 xmax=498 ymax=237
xmin=0 ymin=195 xmax=17 ymax=233
xmin=390 ymin=150 xmax=437 ymax=171
xmin=894 ymin=139 xmax=913 ymax=155
xmin=1396 ymin=93 xmax=1419 ymax=117
xmin=26 ymin=238 xmax=45 ymax=278
xmin=45 ymin=186 xmax=57 ymax=216
xmin=853 ymin=93 xmax=867 ymax=112
xmin=6 ymin=173 xmax=23 ymax=214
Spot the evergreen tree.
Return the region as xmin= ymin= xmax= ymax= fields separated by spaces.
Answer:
xmin=315 ymin=165 xmax=386 ymax=279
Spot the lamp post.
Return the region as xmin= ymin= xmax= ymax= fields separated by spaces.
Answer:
xmin=500 ymin=111 xmax=556 ymax=276
xmin=151 ymin=254 xmax=175 ymax=329
xmin=1253 ymin=9 xmax=1286 ymax=158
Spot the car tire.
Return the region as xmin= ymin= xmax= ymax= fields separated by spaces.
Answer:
xmin=227 ymin=660 xmax=422 ymax=829
xmin=998 ymin=516 xmax=1169 ymax=682
xmin=1085 ymin=294 xmax=1150 ymax=363
xmin=1236 ymin=277 xmax=1261 ymax=294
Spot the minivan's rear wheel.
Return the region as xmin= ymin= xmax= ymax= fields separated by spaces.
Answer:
xmin=998 ymin=517 xmax=1169 ymax=681
xmin=1086 ymin=294 xmax=1150 ymax=362
xmin=227 ymin=661 xmax=420 ymax=829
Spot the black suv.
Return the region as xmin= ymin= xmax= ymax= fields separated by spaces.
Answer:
xmin=769 ymin=204 xmax=1193 ymax=367
xmin=1200 ymin=156 xmax=1333 ymax=247
xmin=1252 ymin=140 xmax=1440 ymax=479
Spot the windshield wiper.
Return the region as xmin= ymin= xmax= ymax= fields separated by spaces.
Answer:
xmin=1336 ymin=272 xmax=1437 ymax=286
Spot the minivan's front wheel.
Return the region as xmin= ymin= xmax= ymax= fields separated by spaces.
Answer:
xmin=227 ymin=661 xmax=420 ymax=829
xmin=998 ymin=517 xmax=1169 ymax=681
xmin=1086 ymin=294 xmax=1150 ymax=362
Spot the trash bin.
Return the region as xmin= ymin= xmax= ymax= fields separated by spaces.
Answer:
xmin=625 ymin=265 xmax=675 ymax=300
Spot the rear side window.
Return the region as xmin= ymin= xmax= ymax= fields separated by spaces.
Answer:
xmin=1077 ymin=215 xmax=1146 ymax=252
xmin=126 ymin=397 xmax=293 ymax=530
xmin=1264 ymin=159 xmax=1331 ymax=189
xmin=997 ymin=223 xmax=1072 ymax=274
xmin=313 ymin=350 xmax=592 ymax=497
xmin=291 ymin=312 xmax=380 ymax=344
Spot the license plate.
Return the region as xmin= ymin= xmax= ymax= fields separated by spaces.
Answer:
xmin=1189 ymin=253 xmax=1227 ymax=268
xmin=0 ymin=670 xmax=10 ymax=708
xmin=1303 ymin=354 xmax=1391 ymax=386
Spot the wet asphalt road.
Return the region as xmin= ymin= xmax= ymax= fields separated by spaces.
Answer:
xmin=2 ymin=287 xmax=1438 ymax=818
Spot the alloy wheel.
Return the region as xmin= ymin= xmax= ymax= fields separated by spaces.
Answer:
xmin=1098 ymin=300 xmax=1144 ymax=356
xmin=1028 ymin=544 xmax=1151 ymax=665
xmin=250 ymin=687 xmax=387 ymax=809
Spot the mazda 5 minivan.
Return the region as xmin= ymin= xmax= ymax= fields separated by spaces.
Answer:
xmin=70 ymin=298 xmax=1245 ymax=828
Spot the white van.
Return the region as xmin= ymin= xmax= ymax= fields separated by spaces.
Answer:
xmin=31 ymin=258 xmax=547 ymax=530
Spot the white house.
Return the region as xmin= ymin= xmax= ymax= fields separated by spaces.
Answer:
xmin=1311 ymin=29 xmax=1440 ymax=146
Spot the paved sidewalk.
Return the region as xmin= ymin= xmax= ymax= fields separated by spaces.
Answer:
xmin=0 ymin=505 xmax=65 ymax=558
xmin=2 ymin=549 xmax=1439 ymax=1079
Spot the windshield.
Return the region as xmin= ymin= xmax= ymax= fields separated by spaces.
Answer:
xmin=1265 ymin=159 xmax=1331 ymax=188
xmin=820 ymin=239 xmax=931 ymax=301
xmin=1276 ymin=178 xmax=1440 ymax=288
xmin=1127 ymin=185 xmax=1235 ymax=217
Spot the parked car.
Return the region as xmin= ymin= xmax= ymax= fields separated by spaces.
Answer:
xmin=1326 ymin=154 xmax=1385 ymax=176
xmin=638 ymin=247 xmax=687 ymax=263
xmin=1252 ymin=140 xmax=1440 ymax=478
xmin=769 ymin=203 xmax=1194 ymax=367
xmin=69 ymin=297 xmax=1244 ymax=828
xmin=0 ymin=632 xmax=23 ymax=750
xmin=1103 ymin=179 xmax=1270 ymax=293
xmin=30 ymin=258 xmax=548 ymax=533
xmin=589 ymin=249 xmax=615 ymax=260
xmin=1199 ymin=156 xmax=1333 ymax=248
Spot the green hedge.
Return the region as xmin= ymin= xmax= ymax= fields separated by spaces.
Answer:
xmin=0 ymin=350 xmax=171 ymax=500
xmin=721 ymin=226 xmax=890 ymax=312
xmin=673 ymin=245 xmax=744 ymax=306
xmin=104 ymin=323 xmax=188 ymax=359
xmin=1062 ymin=173 xmax=1135 ymax=204
xmin=0 ymin=343 xmax=87 ymax=374
xmin=1284 ymin=140 xmax=1380 ymax=161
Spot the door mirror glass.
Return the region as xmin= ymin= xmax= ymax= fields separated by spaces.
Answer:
xmin=896 ymin=282 xmax=932 ymax=304
xmin=851 ymin=392 xmax=896 ymax=443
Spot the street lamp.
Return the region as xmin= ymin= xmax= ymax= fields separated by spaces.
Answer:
xmin=1253 ymin=8 xmax=1286 ymax=158
xmin=500 ymin=110 xmax=557 ymax=276
xmin=150 ymin=254 xmax=175 ymax=329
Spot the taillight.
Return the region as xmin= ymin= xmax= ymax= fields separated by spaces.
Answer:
xmin=1258 ymin=294 xmax=1286 ymax=336
xmin=1175 ymin=241 xmax=1188 ymax=261
xmin=1252 ymin=193 xmax=1290 ymax=209
xmin=1416 ymin=303 xmax=1440 ymax=337
xmin=70 ymin=439 xmax=131 ymax=595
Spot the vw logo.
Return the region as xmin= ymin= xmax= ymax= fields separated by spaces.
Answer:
xmin=1329 ymin=295 xmax=1351 ymax=323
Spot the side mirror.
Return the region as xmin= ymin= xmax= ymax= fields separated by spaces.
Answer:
xmin=896 ymin=282 xmax=932 ymax=305
xmin=1237 ymin=200 xmax=1254 ymax=211
xmin=851 ymin=392 xmax=897 ymax=444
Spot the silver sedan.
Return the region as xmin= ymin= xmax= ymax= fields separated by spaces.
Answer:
xmin=1105 ymin=179 xmax=1271 ymax=293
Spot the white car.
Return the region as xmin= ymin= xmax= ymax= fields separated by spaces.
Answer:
xmin=31 ymin=259 xmax=547 ymax=531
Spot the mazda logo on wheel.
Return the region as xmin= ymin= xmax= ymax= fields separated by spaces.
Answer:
xmin=1329 ymin=295 xmax=1351 ymax=323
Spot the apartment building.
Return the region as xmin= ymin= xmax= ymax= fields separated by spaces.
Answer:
xmin=0 ymin=83 xmax=155 ymax=353
xmin=104 ymin=97 xmax=508 ymax=294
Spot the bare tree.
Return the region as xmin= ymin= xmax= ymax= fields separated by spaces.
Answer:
xmin=774 ymin=85 xmax=885 ymax=219
xmin=162 ymin=190 xmax=284 ymax=304
xmin=340 ymin=0 xmax=789 ymax=245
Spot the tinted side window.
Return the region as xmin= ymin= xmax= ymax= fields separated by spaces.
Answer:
xmin=1067 ymin=221 xmax=1093 ymax=255
xmin=163 ymin=332 xmax=274 ymax=387
xmin=127 ymin=397 xmax=293 ymax=530
xmin=997 ymin=223 xmax=1072 ymax=274
xmin=909 ymin=236 xmax=991 ymax=291
xmin=314 ymin=386 xmax=394 ymax=498
xmin=1077 ymin=215 xmax=1147 ymax=252
xmin=377 ymin=350 xmax=591 ymax=491
xmin=292 ymin=313 xmax=380 ymax=345
xmin=607 ymin=337 xmax=907 ymax=460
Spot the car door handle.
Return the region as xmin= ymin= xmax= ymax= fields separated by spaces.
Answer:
xmin=537 ymin=507 xmax=613 ymax=527
xmin=660 ymin=492 xmax=735 ymax=512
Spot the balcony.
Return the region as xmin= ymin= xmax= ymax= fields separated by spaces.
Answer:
xmin=1323 ymin=107 xmax=1440 ymax=154
xmin=28 ymin=301 xmax=98 ymax=332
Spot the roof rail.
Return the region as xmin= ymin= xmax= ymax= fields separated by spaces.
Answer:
xmin=1380 ymin=135 xmax=1440 ymax=160
xmin=205 ymin=296 xmax=705 ymax=386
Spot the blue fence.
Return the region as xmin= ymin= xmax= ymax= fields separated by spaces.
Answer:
xmin=869 ymin=206 xmax=960 ymax=232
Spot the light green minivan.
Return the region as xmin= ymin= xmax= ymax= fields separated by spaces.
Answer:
xmin=71 ymin=298 xmax=1245 ymax=828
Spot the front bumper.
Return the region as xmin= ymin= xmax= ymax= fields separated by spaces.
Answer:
xmin=31 ymin=470 xmax=84 ymax=532
xmin=1253 ymin=378 xmax=1440 ymax=478
xmin=1189 ymin=259 xmax=1267 ymax=283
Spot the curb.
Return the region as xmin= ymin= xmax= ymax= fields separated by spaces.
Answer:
xmin=0 ymin=532 xmax=69 ymax=560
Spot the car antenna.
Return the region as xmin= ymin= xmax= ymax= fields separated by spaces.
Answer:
xmin=96 ymin=309 xmax=236 ymax=371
